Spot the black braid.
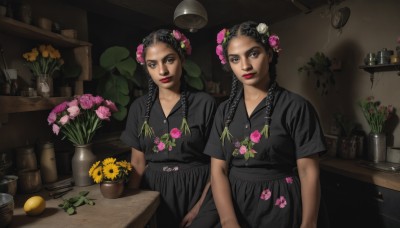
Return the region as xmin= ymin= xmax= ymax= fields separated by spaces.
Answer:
xmin=227 ymin=74 xmax=239 ymax=109
xmin=144 ymin=78 xmax=157 ymax=122
xmin=180 ymin=77 xmax=188 ymax=120
xmin=264 ymin=81 xmax=278 ymax=126
xmin=225 ymin=84 xmax=243 ymax=126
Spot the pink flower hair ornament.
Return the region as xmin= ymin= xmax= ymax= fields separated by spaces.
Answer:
xmin=135 ymin=29 xmax=192 ymax=65
xmin=215 ymin=23 xmax=282 ymax=65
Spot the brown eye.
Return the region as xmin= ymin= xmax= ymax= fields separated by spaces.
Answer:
xmin=229 ymin=56 xmax=239 ymax=63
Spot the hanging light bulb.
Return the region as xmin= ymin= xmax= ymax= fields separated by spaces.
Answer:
xmin=173 ymin=0 xmax=208 ymax=33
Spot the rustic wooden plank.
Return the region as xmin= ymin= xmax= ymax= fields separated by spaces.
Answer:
xmin=0 ymin=96 xmax=70 ymax=113
xmin=0 ymin=17 xmax=91 ymax=48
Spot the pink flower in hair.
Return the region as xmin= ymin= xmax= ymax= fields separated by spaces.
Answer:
xmin=136 ymin=44 xmax=145 ymax=65
xmin=172 ymin=30 xmax=182 ymax=40
xmin=216 ymin=44 xmax=226 ymax=64
xmin=217 ymin=29 xmax=227 ymax=44
xmin=269 ymin=35 xmax=281 ymax=53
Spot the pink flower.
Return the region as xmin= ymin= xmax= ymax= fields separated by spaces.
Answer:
xmin=250 ymin=130 xmax=261 ymax=143
xmin=239 ymin=145 xmax=247 ymax=154
xmin=157 ymin=141 xmax=165 ymax=151
xmin=52 ymin=124 xmax=60 ymax=135
xmin=93 ymin=96 xmax=104 ymax=105
xmin=170 ymin=128 xmax=182 ymax=139
xmin=275 ymin=196 xmax=287 ymax=208
xmin=79 ymin=94 xmax=95 ymax=110
xmin=168 ymin=145 xmax=173 ymax=151
xmin=216 ymin=45 xmax=226 ymax=64
xmin=136 ymin=44 xmax=145 ymax=65
xmin=95 ymin=106 xmax=111 ymax=120
xmin=68 ymin=99 xmax=78 ymax=107
xmin=172 ymin=30 xmax=182 ymax=40
xmin=154 ymin=137 xmax=160 ymax=144
xmin=217 ymin=29 xmax=227 ymax=44
xmin=47 ymin=112 xmax=56 ymax=125
xmin=67 ymin=106 xmax=80 ymax=119
xmin=52 ymin=101 xmax=68 ymax=114
xmin=104 ymin=100 xmax=118 ymax=112
xmin=260 ymin=188 xmax=271 ymax=200
xmin=59 ymin=115 xmax=70 ymax=125
xmin=234 ymin=140 xmax=241 ymax=148
xmin=285 ymin=177 xmax=293 ymax=184
xmin=269 ymin=35 xmax=281 ymax=52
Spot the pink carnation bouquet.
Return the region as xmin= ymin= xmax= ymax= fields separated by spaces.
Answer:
xmin=47 ymin=94 xmax=118 ymax=145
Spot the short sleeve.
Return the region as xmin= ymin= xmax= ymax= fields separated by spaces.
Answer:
xmin=288 ymin=100 xmax=327 ymax=159
xmin=120 ymin=98 xmax=144 ymax=151
xmin=204 ymin=102 xmax=228 ymax=160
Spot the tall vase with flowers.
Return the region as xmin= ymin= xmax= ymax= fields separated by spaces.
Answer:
xmin=359 ymin=96 xmax=394 ymax=162
xmin=22 ymin=44 xmax=63 ymax=97
xmin=48 ymin=94 xmax=118 ymax=186
xmin=89 ymin=157 xmax=132 ymax=199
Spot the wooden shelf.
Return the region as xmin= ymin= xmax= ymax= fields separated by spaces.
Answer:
xmin=359 ymin=63 xmax=400 ymax=74
xmin=0 ymin=96 xmax=70 ymax=113
xmin=0 ymin=17 xmax=91 ymax=48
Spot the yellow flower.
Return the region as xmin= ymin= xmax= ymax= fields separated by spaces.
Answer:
xmin=42 ymin=50 xmax=49 ymax=58
xmin=103 ymin=163 xmax=119 ymax=180
xmin=88 ymin=161 xmax=100 ymax=176
xmin=50 ymin=50 xmax=61 ymax=59
xmin=22 ymin=44 xmax=62 ymax=75
xmin=92 ymin=166 xmax=103 ymax=183
xmin=117 ymin=160 xmax=132 ymax=172
xmin=39 ymin=45 xmax=46 ymax=53
xmin=102 ymin=157 xmax=116 ymax=166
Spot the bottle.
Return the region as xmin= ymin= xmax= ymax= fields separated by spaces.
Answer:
xmin=40 ymin=142 xmax=58 ymax=183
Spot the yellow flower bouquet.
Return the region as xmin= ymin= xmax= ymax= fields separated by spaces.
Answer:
xmin=22 ymin=44 xmax=63 ymax=76
xmin=89 ymin=157 xmax=132 ymax=184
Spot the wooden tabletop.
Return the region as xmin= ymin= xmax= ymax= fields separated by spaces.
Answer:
xmin=320 ymin=157 xmax=400 ymax=191
xmin=10 ymin=185 xmax=160 ymax=228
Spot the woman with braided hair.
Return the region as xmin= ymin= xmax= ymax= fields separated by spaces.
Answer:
xmin=120 ymin=29 xmax=216 ymax=228
xmin=195 ymin=21 xmax=327 ymax=228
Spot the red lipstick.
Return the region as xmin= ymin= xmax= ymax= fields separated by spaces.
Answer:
xmin=242 ymin=73 xmax=255 ymax=79
xmin=160 ymin=77 xmax=172 ymax=83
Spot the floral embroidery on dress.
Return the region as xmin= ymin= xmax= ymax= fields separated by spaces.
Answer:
xmin=285 ymin=177 xmax=293 ymax=184
xmin=275 ymin=196 xmax=287 ymax=208
xmin=232 ymin=130 xmax=262 ymax=160
xmin=153 ymin=128 xmax=182 ymax=152
xmin=260 ymin=189 xmax=272 ymax=201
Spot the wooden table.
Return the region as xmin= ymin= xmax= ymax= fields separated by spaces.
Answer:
xmin=10 ymin=184 xmax=160 ymax=228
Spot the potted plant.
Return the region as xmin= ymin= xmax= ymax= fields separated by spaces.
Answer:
xmin=89 ymin=157 xmax=132 ymax=199
xmin=298 ymin=52 xmax=335 ymax=96
xmin=359 ymin=96 xmax=394 ymax=162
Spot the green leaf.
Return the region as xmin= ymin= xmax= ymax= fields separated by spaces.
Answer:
xmin=116 ymin=57 xmax=137 ymax=78
xmin=183 ymin=59 xmax=201 ymax=78
xmin=67 ymin=207 xmax=75 ymax=215
xmin=185 ymin=76 xmax=204 ymax=90
xmin=100 ymin=46 xmax=130 ymax=70
xmin=73 ymin=197 xmax=85 ymax=207
xmin=92 ymin=66 xmax=108 ymax=79
xmin=79 ymin=191 xmax=89 ymax=196
xmin=112 ymin=106 xmax=127 ymax=121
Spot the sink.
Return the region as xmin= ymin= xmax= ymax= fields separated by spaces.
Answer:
xmin=358 ymin=160 xmax=400 ymax=172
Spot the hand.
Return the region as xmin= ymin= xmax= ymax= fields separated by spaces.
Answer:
xmin=180 ymin=207 xmax=199 ymax=228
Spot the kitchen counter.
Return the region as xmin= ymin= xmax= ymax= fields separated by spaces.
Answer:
xmin=320 ymin=157 xmax=400 ymax=192
xmin=10 ymin=184 xmax=160 ymax=228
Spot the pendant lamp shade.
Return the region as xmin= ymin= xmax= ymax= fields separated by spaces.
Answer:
xmin=174 ymin=0 xmax=208 ymax=32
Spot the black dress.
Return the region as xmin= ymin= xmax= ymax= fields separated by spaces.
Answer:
xmin=121 ymin=91 xmax=217 ymax=228
xmin=199 ymin=87 xmax=326 ymax=228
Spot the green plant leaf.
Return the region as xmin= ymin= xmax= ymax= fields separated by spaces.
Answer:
xmin=185 ymin=75 xmax=203 ymax=90
xmin=100 ymin=46 xmax=130 ymax=70
xmin=116 ymin=57 xmax=137 ymax=78
xmin=112 ymin=106 xmax=127 ymax=121
xmin=104 ymin=75 xmax=129 ymax=96
xmin=67 ymin=207 xmax=75 ymax=215
xmin=92 ymin=66 xmax=107 ymax=79
xmin=183 ymin=59 xmax=201 ymax=78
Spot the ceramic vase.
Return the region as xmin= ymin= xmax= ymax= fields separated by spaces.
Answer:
xmin=100 ymin=180 xmax=124 ymax=199
xmin=36 ymin=74 xmax=53 ymax=97
xmin=72 ymin=144 xmax=96 ymax=186
xmin=367 ymin=132 xmax=386 ymax=163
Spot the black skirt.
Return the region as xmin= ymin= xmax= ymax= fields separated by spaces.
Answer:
xmin=142 ymin=162 xmax=209 ymax=228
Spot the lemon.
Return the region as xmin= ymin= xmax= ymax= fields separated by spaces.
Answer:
xmin=24 ymin=196 xmax=46 ymax=216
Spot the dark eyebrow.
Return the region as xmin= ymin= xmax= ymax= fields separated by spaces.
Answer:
xmin=146 ymin=53 xmax=176 ymax=63
xmin=228 ymin=46 xmax=261 ymax=57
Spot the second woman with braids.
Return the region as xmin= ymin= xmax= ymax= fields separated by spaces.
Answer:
xmin=120 ymin=29 xmax=217 ymax=228
xmin=195 ymin=21 xmax=327 ymax=228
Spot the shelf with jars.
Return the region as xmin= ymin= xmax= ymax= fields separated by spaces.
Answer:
xmin=0 ymin=16 xmax=92 ymax=114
